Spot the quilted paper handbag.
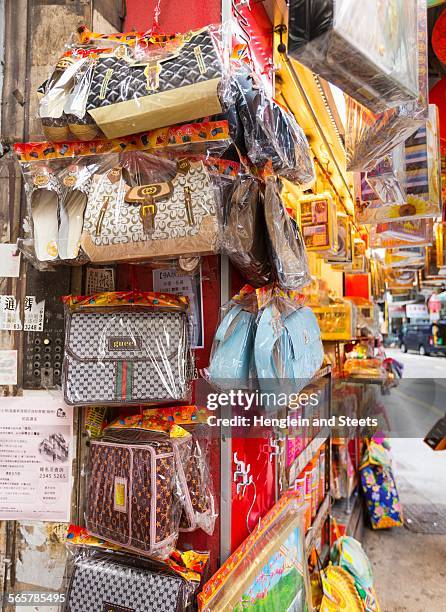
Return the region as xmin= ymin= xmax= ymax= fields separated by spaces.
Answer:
xmin=62 ymin=292 xmax=192 ymax=407
xmin=86 ymin=428 xmax=193 ymax=559
xmin=81 ymin=160 xmax=219 ymax=263
xmin=67 ymin=552 xmax=189 ymax=612
xmin=85 ymin=27 xmax=223 ymax=138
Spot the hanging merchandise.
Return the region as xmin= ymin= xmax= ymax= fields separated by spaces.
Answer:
xmin=254 ymin=286 xmax=324 ymax=397
xmin=223 ymin=63 xmax=316 ymax=185
xmin=360 ymin=440 xmax=404 ymax=529
xmin=207 ymin=285 xmax=258 ymax=389
xmin=326 ymin=214 xmax=353 ymax=264
xmin=287 ymin=0 xmax=419 ymax=114
xmin=365 ymin=144 xmax=406 ymax=207
xmin=298 ymin=193 xmax=339 ymax=256
xmin=264 ymin=178 xmax=311 ymax=291
xmin=15 ymin=125 xmax=232 ymax=266
xmin=62 ymin=291 xmax=193 ymax=406
xmin=85 ymin=416 xmax=203 ymax=560
xmin=221 ymin=174 xmax=273 ymax=287
xmin=65 ymin=550 xmax=195 ymax=611
xmin=38 ymin=25 xmax=226 ymax=140
xmin=355 ymin=105 xmax=442 ymax=224
xmin=198 ymin=495 xmax=312 ymax=611
xmin=370 ymin=219 xmax=434 ymax=249
xmin=384 ymin=247 xmax=425 ymax=269
xmin=385 ymin=269 xmax=416 ymax=290
xmin=345 ymin=0 xmax=428 ymax=172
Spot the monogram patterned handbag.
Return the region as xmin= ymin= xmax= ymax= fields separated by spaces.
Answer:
xmin=86 ymin=430 xmax=193 ymax=560
xmin=85 ymin=27 xmax=224 ymax=138
xmin=81 ymin=159 xmax=219 ymax=264
xmin=62 ymin=292 xmax=192 ymax=407
xmin=67 ymin=552 xmax=189 ymax=611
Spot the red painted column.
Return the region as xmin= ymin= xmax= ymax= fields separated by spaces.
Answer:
xmin=124 ymin=0 xmax=222 ymax=32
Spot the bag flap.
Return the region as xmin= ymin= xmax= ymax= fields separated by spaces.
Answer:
xmin=66 ymin=309 xmax=186 ymax=362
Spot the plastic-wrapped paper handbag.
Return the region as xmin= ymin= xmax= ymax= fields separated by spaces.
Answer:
xmin=86 ymin=418 xmax=193 ymax=560
xmin=66 ymin=551 xmax=192 ymax=611
xmin=208 ymin=285 xmax=258 ymax=389
xmin=222 ymin=174 xmax=272 ymax=287
xmin=288 ymin=0 xmax=419 ymax=114
xmin=81 ymin=157 xmax=220 ymax=264
xmin=264 ymin=178 xmax=311 ymax=291
xmin=254 ymin=287 xmax=324 ymax=398
xmin=360 ymin=440 xmax=403 ymax=529
xmin=62 ymin=291 xmax=192 ymax=406
xmin=83 ymin=26 xmax=224 ymax=139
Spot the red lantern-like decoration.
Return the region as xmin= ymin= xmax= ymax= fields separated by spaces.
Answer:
xmin=432 ymin=7 xmax=446 ymax=65
xmin=430 ymin=78 xmax=446 ymax=155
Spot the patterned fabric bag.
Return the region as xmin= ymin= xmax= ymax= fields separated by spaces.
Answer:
xmin=81 ymin=160 xmax=219 ymax=264
xmin=62 ymin=291 xmax=192 ymax=407
xmin=86 ymin=428 xmax=193 ymax=560
xmin=360 ymin=441 xmax=403 ymax=529
xmin=66 ymin=552 xmax=190 ymax=611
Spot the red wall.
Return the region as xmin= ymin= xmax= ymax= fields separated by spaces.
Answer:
xmin=124 ymin=0 xmax=222 ymax=32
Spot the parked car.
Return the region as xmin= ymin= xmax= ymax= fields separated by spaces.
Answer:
xmin=399 ymin=322 xmax=446 ymax=356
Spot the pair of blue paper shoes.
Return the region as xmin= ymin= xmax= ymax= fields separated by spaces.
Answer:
xmin=209 ymin=302 xmax=324 ymax=393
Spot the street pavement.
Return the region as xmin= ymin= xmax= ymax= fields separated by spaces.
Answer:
xmin=363 ymin=348 xmax=446 ymax=611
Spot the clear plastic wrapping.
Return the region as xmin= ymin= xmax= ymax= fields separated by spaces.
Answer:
xmin=15 ymin=124 xmax=232 ymax=266
xmin=264 ymin=178 xmax=311 ymax=291
xmin=365 ymin=144 xmax=406 ymax=206
xmin=207 ymin=285 xmax=258 ymax=389
xmin=221 ymin=174 xmax=272 ymax=287
xmin=355 ymin=105 xmax=441 ymax=224
xmin=288 ymin=0 xmax=419 ymax=114
xmin=298 ymin=192 xmax=339 ymax=256
xmin=370 ymin=218 xmax=434 ymax=249
xmin=223 ymin=63 xmax=315 ymax=184
xmin=38 ymin=25 xmax=226 ymax=141
xmin=345 ymin=0 xmax=428 ymax=171
xmin=254 ymin=286 xmax=324 ymax=397
xmin=65 ymin=549 xmax=195 ymax=611
xmin=198 ymin=495 xmax=312 ymax=611
xmin=62 ymin=291 xmax=193 ymax=407
xmin=84 ymin=411 xmax=215 ymax=564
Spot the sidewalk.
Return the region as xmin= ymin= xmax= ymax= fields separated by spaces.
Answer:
xmin=363 ymin=438 xmax=446 ymax=612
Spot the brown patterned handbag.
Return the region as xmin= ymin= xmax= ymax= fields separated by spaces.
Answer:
xmin=86 ymin=428 xmax=195 ymax=560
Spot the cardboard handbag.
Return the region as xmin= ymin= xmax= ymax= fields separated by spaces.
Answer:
xmin=86 ymin=427 xmax=193 ymax=560
xmin=85 ymin=27 xmax=223 ymax=139
xmin=81 ymin=160 xmax=219 ymax=263
xmin=62 ymin=292 xmax=192 ymax=407
xmin=67 ymin=552 xmax=190 ymax=611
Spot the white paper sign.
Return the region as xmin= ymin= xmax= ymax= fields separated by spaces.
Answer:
xmin=0 ymin=397 xmax=73 ymax=521
xmin=0 ymin=349 xmax=18 ymax=385
xmin=152 ymin=267 xmax=204 ymax=348
xmin=0 ymin=295 xmax=22 ymax=330
xmin=0 ymin=244 xmax=21 ymax=277
xmin=24 ymin=296 xmax=45 ymax=332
